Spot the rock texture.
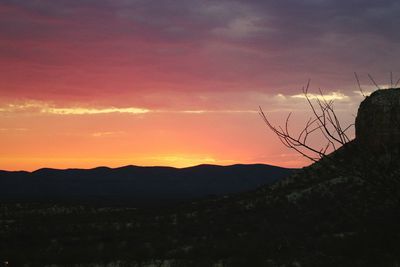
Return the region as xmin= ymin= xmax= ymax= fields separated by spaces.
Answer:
xmin=355 ymin=88 xmax=400 ymax=153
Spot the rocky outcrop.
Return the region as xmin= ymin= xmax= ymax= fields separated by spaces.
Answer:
xmin=355 ymin=88 xmax=400 ymax=154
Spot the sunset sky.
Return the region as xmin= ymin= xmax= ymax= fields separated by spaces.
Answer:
xmin=1 ymin=0 xmax=400 ymax=171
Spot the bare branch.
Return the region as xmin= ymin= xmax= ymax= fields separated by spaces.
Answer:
xmin=395 ymin=77 xmax=400 ymax=88
xmin=391 ymin=71 xmax=393 ymax=88
xmin=354 ymin=72 xmax=365 ymax=98
xmin=303 ymin=83 xmax=343 ymax=145
xmin=368 ymin=73 xmax=381 ymax=90
xmin=259 ymin=82 xmax=354 ymax=162
xmin=259 ymin=107 xmax=324 ymax=162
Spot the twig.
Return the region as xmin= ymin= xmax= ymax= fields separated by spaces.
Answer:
xmin=368 ymin=73 xmax=381 ymax=90
xmin=259 ymin=81 xmax=354 ymax=162
xmin=395 ymin=78 xmax=400 ymax=88
xmin=391 ymin=71 xmax=393 ymax=88
xmin=354 ymin=72 xmax=365 ymax=97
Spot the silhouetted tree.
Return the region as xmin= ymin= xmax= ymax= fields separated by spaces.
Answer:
xmin=259 ymin=80 xmax=353 ymax=162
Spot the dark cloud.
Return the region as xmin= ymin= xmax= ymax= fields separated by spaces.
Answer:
xmin=0 ymin=0 xmax=399 ymax=98
xmin=2 ymin=0 xmax=399 ymax=43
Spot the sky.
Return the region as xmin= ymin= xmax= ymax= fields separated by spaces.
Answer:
xmin=1 ymin=0 xmax=400 ymax=171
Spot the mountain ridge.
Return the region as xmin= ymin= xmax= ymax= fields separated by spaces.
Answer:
xmin=0 ymin=163 xmax=295 ymax=204
xmin=1 ymin=163 xmax=289 ymax=173
xmin=2 ymin=89 xmax=400 ymax=265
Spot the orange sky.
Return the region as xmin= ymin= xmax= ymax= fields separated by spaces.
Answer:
xmin=0 ymin=91 xmax=362 ymax=171
xmin=0 ymin=0 xmax=398 ymax=171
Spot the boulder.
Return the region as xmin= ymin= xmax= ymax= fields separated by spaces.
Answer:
xmin=355 ymin=88 xmax=400 ymax=153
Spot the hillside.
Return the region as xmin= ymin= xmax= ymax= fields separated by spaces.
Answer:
xmin=1 ymin=89 xmax=400 ymax=266
xmin=0 ymin=164 xmax=294 ymax=204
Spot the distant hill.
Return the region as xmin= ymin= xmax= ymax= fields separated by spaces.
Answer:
xmin=0 ymin=164 xmax=295 ymax=203
xmin=2 ymin=90 xmax=400 ymax=266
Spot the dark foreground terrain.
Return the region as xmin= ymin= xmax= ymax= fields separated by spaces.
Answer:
xmin=1 ymin=141 xmax=400 ymax=266
xmin=3 ymin=89 xmax=400 ymax=266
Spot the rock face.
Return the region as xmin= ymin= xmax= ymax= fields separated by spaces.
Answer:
xmin=355 ymin=88 xmax=400 ymax=153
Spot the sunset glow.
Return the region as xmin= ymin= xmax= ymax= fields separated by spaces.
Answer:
xmin=1 ymin=0 xmax=399 ymax=171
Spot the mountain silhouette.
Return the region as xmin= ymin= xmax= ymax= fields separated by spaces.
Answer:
xmin=3 ymin=89 xmax=400 ymax=266
xmin=0 ymin=164 xmax=294 ymax=203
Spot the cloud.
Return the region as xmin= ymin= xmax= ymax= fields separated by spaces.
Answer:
xmin=0 ymin=101 xmax=150 ymax=115
xmin=44 ymin=107 xmax=150 ymax=115
xmin=212 ymin=13 xmax=272 ymax=39
xmin=0 ymin=88 xmax=362 ymax=118
xmin=1 ymin=0 xmax=400 ymax=101
xmin=91 ymin=131 xmax=125 ymax=137
xmin=0 ymin=127 xmax=28 ymax=132
xmin=291 ymin=92 xmax=350 ymax=101
xmin=0 ymin=100 xmax=260 ymax=116
xmin=180 ymin=109 xmax=257 ymax=114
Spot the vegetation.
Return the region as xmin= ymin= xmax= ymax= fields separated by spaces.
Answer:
xmin=2 ymin=85 xmax=400 ymax=266
xmin=259 ymin=80 xmax=353 ymax=162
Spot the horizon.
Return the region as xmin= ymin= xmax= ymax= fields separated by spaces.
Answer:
xmin=1 ymin=161 xmax=295 ymax=173
xmin=2 ymin=1 xmax=400 ymax=171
